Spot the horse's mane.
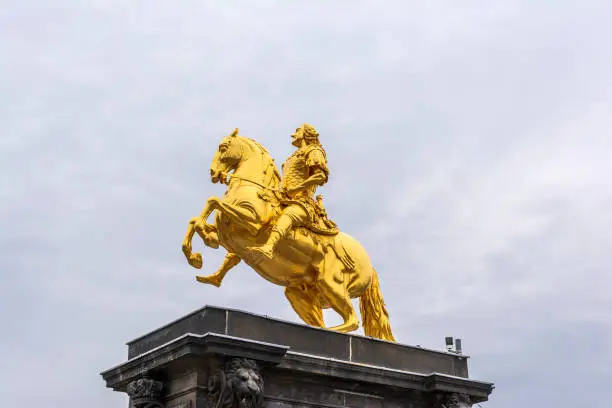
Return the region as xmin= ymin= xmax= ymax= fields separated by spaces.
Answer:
xmin=241 ymin=137 xmax=281 ymax=188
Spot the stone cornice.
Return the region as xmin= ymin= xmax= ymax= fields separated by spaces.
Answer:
xmin=101 ymin=332 xmax=289 ymax=390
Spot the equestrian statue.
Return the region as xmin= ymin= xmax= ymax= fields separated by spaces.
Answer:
xmin=181 ymin=124 xmax=395 ymax=341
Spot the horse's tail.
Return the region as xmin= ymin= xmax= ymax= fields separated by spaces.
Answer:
xmin=359 ymin=268 xmax=395 ymax=342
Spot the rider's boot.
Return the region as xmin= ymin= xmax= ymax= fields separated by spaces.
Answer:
xmin=248 ymin=214 xmax=293 ymax=261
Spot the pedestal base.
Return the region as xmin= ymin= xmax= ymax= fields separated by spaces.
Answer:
xmin=101 ymin=306 xmax=493 ymax=408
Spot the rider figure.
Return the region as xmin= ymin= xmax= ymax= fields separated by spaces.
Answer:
xmin=248 ymin=123 xmax=329 ymax=260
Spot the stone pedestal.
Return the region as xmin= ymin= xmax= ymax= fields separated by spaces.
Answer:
xmin=101 ymin=306 xmax=493 ymax=408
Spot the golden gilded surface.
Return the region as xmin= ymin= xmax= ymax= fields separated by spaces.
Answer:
xmin=182 ymin=125 xmax=395 ymax=341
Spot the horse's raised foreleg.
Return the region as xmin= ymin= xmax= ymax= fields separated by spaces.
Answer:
xmin=201 ymin=196 xmax=261 ymax=236
xmin=195 ymin=221 xmax=220 ymax=249
xmin=184 ymin=194 xmax=260 ymax=269
xmin=196 ymin=252 xmax=241 ymax=287
xmin=182 ymin=217 xmax=204 ymax=269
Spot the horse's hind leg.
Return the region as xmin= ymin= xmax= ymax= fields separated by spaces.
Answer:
xmin=316 ymin=251 xmax=359 ymax=333
xmin=285 ymin=285 xmax=324 ymax=328
xmin=319 ymin=282 xmax=358 ymax=333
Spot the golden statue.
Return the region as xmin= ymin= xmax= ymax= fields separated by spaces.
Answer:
xmin=182 ymin=125 xmax=395 ymax=341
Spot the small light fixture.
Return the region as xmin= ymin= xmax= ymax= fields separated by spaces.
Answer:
xmin=445 ymin=336 xmax=454 ymax=352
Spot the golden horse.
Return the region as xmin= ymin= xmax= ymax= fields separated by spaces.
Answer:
xmin=182 ymin=129 xmax=395 ymax=341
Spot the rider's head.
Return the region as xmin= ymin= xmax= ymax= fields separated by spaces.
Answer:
xmin=291 ymin=124 xmax=320 ymax=147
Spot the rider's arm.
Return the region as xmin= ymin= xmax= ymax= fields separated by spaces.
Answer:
xmin=296 ymin=170 xmax=327 ymax=191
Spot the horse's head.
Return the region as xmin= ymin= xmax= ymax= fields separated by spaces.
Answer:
xmin=210 ymin=128 xmax=280 ymax=188
xmin=210 ymin=128 xmax=244 ymax=184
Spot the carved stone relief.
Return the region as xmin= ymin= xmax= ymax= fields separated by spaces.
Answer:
xmin=207 ymin=358 xmax=264 ymax=408
xmin=126 ymin=377 xmax=164 ymax=408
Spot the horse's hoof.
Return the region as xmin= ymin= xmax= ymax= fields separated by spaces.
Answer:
xmin=329 ymin=319 xmax=360 ymax=333
xmin=189 ymin=253 xmax=203 ymax=269
xmin=196 ymin=275 xmax=221 ymax=287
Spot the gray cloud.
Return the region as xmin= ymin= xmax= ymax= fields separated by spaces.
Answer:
xmin=1 ymin=1 xmax=611 ymax=407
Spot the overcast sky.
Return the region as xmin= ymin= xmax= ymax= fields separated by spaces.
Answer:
xmin=2 ymin=1 xmax=611 ymax=407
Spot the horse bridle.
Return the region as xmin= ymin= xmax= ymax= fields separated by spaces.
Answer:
xmin=220 ymin=172 xmax=278 ymax=192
